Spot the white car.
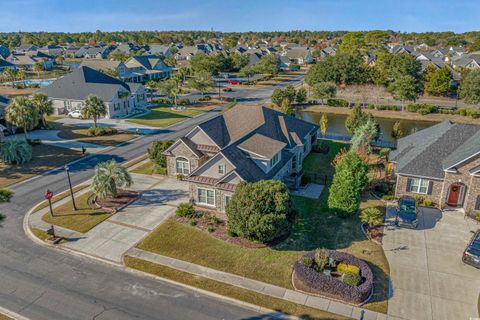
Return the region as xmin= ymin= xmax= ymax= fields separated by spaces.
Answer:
xmin=67 ymin=110 xmax=83 ymax=119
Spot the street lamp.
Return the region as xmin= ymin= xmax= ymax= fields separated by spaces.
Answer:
xmin=64 ymin=165 xmax=77 ymax=211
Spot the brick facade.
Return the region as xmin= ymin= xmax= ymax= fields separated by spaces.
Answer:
xmin=394 ymin=155 xmax=480 ymax=217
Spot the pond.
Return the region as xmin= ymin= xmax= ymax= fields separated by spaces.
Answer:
xmin=11 ymin=79 xmax=55 ymax=87
xmin=297 ymin=111 xmax=437 ymax=144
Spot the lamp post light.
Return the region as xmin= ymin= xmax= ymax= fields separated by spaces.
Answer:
xmin=64 ymin=165 xmax=77 ymax=211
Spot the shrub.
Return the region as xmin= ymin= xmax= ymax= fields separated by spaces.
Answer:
xmin=176 ymin=203 xmax=195 ymax=218
xmin=359 ymin=207 xmax=383 ymax=227
xmin=188 ymin=220 xmax=197 ymax=226
xmin=154 ymin=167 xmax=168 ymax=175
xmin=382 ymin=195 xmax=394 ymax=201
xmin=300 ymin=256 xmax=314 ymax=268
xmin=343 ymin=272 xmax=361 ymax=287
xmin=326 ymin=98 xmax=348 ymax=107
xmin=148 ymin=140 xmax=174 ymax=168
xmin=314 ymin=248 xmax=329 ymax=272
xmin=0 ymin=140 xmax=33 ymax=164
xmin=293 ymin=250 xmax=373 ymax=304
xmin=415 ymin=196 xmax=425 ymax=206
xmin=210 ymin=216 xmax=220 ymax=225
xmin=176 ymin=98 xmax=191 ymax=105
xmin=198 ymin=95 xmax=212 ymax=102
xmin=154 ymin=97 xmax=171 ymax=104
xmin=337 ymin=262 xmax=360 ymax=276
xmin=468 ymin=109 xmax=480 ymax=119
xmin=87 ymin=126 xmax=117 ymax=136
xmin=301 ymin=175 xmax=311 ymax=186
xmin=207 ymin=226 xmax=215 ymax=233
xmin=226 ymin=180 xmax=294 ymax=243
xmin=0 ymin=188 xmax=13 ymax=203
xmin=423 ymin=198 xmax=433 ymax=206
xmin=476 ymin=212 xmax=480 ymax=222
xmin=457 ymin=108 xmax=468 ymax=116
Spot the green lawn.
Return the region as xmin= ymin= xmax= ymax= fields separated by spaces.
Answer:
xmin=42 ymin=191 xmax=111 ymax=233
xmin=131 ymin=160 xmax=156 ymax=175
xmin=135 ymin=140 xmax=390 ymax=313
xmin=127 ymin=104 xmax=215 ymax=127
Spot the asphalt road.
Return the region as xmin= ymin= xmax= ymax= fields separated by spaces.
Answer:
xmin=0 ymin=74 xmax=305 ymax=320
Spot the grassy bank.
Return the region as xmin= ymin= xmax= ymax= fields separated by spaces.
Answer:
xmin=304 ymin=105 xmax=480 ymax=124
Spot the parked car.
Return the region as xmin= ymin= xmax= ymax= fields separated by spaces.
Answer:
xmin=462 ymin=230 xmax=480 ymax=268
xmin=222 ymin=87 xmax=232 ymax=92
xmin=227 ymin=79 xmax=241 ymax=85
xmin=67 ymin=110 xmax=83 ymax=119
xmin=395 ymin=196 xmax=419 ymax=229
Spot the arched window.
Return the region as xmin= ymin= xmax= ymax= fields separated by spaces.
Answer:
xmin=176 ymin=157 xmax=190 ymax=175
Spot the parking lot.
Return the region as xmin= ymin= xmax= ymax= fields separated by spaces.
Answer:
xmin=383 ymin=205 xmax=480 ymax=320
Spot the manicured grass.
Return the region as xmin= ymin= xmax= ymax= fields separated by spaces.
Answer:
xmin=31 ymin=227 xmax=49 ymax=241
xmin=135 ymin=140 xmax=389 ymax=313
xmin=0 ymin=313 xmax=13 ymax=320
xmin=42 ymin=191 xmax=111 ymax=233
xmin=125 ymin=256 xmax=349 ymax=320
xmin=131 ymin=160 xmax=156 ymax=175
xmin=127 ymin=104 xmax=215 ymax=128
xmin=32 ymin=184 xmax=89 ymax=213
xmin=0 ymin=144 xmax=82 ymax=188
xmin=138 ymin=217 xmax=300 ymax=289
xmin=47 ymin=118 xmax=135 ymax=147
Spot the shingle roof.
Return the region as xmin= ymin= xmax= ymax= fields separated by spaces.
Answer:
xmin=0 ymin=95 xmax=9 ymax=105
xmin=38 ymin=66 xmax=131 ymax=102
xmin=391 ymin=121 xmax=480 ymax=179
xmin=79 ymin=59 xmax=122 ymax=70
xmin=237 ymin=133 xmax=286 ymax=159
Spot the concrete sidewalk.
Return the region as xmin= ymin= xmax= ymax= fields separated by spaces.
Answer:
xmin=6 ymin=129 xmax=103 ymax=150
xmin=126 ymin=248 xmax=386 ymax=320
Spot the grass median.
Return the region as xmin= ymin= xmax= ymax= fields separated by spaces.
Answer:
xmin=127 ymin=104 xmax=215 ymax=128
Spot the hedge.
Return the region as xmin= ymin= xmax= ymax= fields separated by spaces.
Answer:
xmin=326 ymin=98 xmax=349 ymax=107
xmin=293 ymin=250 xmax=373 ymax=305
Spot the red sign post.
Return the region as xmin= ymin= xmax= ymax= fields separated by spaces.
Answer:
xmin=45 ymin=190 xmax=54 ymax=217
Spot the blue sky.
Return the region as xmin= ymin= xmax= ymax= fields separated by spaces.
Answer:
xmin=1 ymin=0 xmax=479 ymax=33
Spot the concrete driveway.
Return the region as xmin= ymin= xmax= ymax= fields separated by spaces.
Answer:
xmin=383 ymin=205 xmax=480 ymax=320
xmin=64 ymin=174 xmax=189 ymax=263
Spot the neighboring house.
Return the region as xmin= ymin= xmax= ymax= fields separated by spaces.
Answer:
xmin=246 ymin=52 xmax=263 ymax=67
xmin=390 ymin=121 xmax=480 ymax=217
xmin=317 ymin=46 xmax=337 ymax=58
xmin=0 ymin=45 xmax=11 ymax=59
xmin=38 ymin=45 xmax=64 ymax=56
xmin=82 ymin=46 xmax=113 ymax=59
xmin=390 ymin=45 xmax=415 ymax=54
xmin=79 ymin=59 xmax=136 ymax=82
xmin=5 ymin=51 xmax=54 ymax=70
xmin=451 ymin=54 xmax=480 ymax=70
xmin=38 ymin=66 xmax=147 ymax=118
xmin=145 ymin=44 xmax=172 ymax=57
xmin=124 ymin=55 xmax=173 ymax=81
xmin=163 ymin=105 xmax=319 ymax=212
xmin=175 ymin=46 xmax=201 ymax=61
xmin=0 ymin=59 xmax=16 ymax=73
xmin=13 ymin=44 xmax=38 ymax=53
xmin=113 ymin=43 xmax=142 ymax=55
xmin=282 ymin=47 xmax=313 ymax=64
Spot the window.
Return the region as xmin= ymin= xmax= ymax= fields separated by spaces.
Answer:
xmin=225 ymin=195 xmax=231 ymax=207
xmin=407 ymin=178 xmax=430 ymax=194
xmin=198 ymin=188 xmax=215 ymax=206
xmin=218 ymin=164 xmax=225 ymax=175
xmin=270 ymin=153 xmax=280 ymax=167
xmin=175 ymin=157 xmax=189 ymax=175
xmin=475 ymin=195 xmax=480 ymax=211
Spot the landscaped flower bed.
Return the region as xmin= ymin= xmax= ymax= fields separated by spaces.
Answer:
xmin=293 ymin=249 xmax=374 ymax=305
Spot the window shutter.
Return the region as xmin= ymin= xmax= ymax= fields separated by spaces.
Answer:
xmin=427 ymin=181 xmax=433 ymax=195
xmin=406 ymin=178 xmax=412 ymax=192
xmin=475 ymin=195 xmax=480 ymax=210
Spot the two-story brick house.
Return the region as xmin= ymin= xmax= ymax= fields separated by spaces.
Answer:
xmin=390 ymin=120 xmax=480 ymax=217
xmin=163 ymin=105 xmax=319 ymax=212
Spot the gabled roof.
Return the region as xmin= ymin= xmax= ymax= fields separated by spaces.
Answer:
xmin=237 ymin=133 xmax=286 ymax=159
xmin=79 ymin=59 xmax=123 ymax=70
xmin=38 ymin=66 xmax=132 ymax=102
xmin=125 ymin=55 xmax=169 ymax=71
xmin=390 ymin=121 xmax=480 ymax=179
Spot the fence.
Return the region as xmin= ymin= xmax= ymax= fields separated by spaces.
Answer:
xmin=319 ymin=133 xmax=396 ymax=149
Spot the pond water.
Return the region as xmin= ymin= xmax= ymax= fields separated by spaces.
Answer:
xmin=12 ymin=79 xmax=54 ymax=87
xmin=297 ymin=111 xmax=437 ymax=143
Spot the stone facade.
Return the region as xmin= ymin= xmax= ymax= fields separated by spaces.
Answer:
xmin=189 ymin=181 xmax=233 ymax=215
xmin=165 ymin=142 xmax=207 ymax=177
xmin=394 ymin=155 xmax=480 ymax=217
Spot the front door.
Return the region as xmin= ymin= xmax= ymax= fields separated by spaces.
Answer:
xmin=447 ymin=184 xmax=461 ymax=206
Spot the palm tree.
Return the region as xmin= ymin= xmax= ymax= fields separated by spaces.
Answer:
xmin=31 ymin=93 xmax=53 ymax=128
xmin=16 ymin=69 xmax=27 ymax=87
xmin=157 ymin=79 xmax=180 ymax=108
xmin=145 ymin=80 xmax=158 ymax=102
xmin=5 ymin=96 xmax=39 ymax=139
xmin=81 ymin=95 xmax=107 ymax=128
xmin=187 ymin=70 xmax=214 ymax=97
xmin=3 ymin=68 xmax=17 ymax=87
xmin=33 ymin=62 xmax=45 ymax=77
xmin=92 ymin=160 xmax=132 ymax=199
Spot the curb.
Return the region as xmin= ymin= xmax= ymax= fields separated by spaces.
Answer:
xmin=23 ymin=190 xmax=298 ymax=320
xmin=0 ymin=306 xmax=30 ymax=320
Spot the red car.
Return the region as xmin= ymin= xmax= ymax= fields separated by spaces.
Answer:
xmin=227 ymin=79 xmax=241 ymax=85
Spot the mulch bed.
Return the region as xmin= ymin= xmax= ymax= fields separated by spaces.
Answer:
xmin=361 ymin=223 xmax=384 ymax=245
xmin=89 ymin=190 xmax=140 ymax=211
xmin=176 ymin=211 xmax=267 ymax=249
